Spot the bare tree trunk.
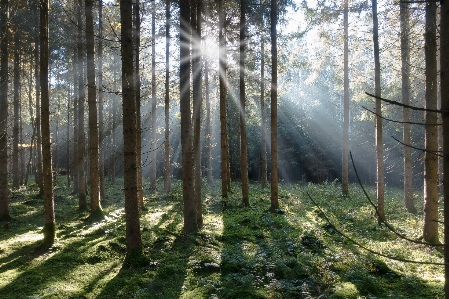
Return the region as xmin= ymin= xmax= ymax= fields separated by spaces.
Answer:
xmin=205 ymin=60 xmax=212 ymax=184
xmin=219 ymin=0 xmax=229 ymax=198
xmin=180 ymin=0 xmax=196 ymax=234
xmin=73 ymin=42 xmax=79 ymax=193
xmin=77 ymin=0 xmax=87 ymax=210
xmin=40 ymin=0 xmax=56 ymax=246
xmin=164 ymin=0 xmax=171 ymax=192
xmin=121 ymin=0 xmax=142 ymax=261
xmin=270 ymin=0 xmax=279 ymax=212
xmin=98 ymin=0 xmax=105 ymax=201
xmin=66 ymin=87 xmax=70 ymax=187
xmin=240 ymin=0 xmax=249 ymax=206
xmin=150 ymin=0 xmax=157 ymax=190
xmin=13 ymin=30 xmax=20 ymax=188
xmin=260 ymin=17 xmax=267 ymax=189
xmin=400 ymin=0 xmax=416 ymax=214
xmin=342 ymin=0 xmax=349 ymax=195
xmin=25 ymin=62 xmax=36 ymax=186
xmin=423 ymin=1 xmax=439 ymax=244
xmin=34 ymin=5 xmax=43 ymax=195
xmin=0 ymin=0 xmax=10 ymax=220
xmin=372 ymin=0 xmax=384 ymax=224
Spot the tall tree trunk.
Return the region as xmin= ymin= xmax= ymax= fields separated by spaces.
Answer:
xmin=192 ymin=0 xmax=203 ymax=227
xmin=180 ymin=0 xmax=196 ymax=234
xmin=164 ymin=0 xmax=171 ymax=192
xmin=98 ymin=0 xmax=105 ymax=201
xmin=205 ymin=59 xmax=212 ymax=184
xmin=440 ymin=2 xmax=449 ymax=297
xmin=372 ymin=0 xmax=384 ymax=224
xmin=240 ymin=0 xmax=249 ymax=206
xmin=423 ymin=1 xmax=439 ymax=244
xmin=270 ymin=0 xmax=279 ymax=212
xmin=25 ymin=62 xmax=36 ymax=186
xmin=150 ymin=0 xmax=157 ymax=190
xmin=260 ymin=17 xmax=267 ymax=189
xmin=86 ymin=0 xmax=102 ymax=215
xmin=77 ymin=0 xmax=87 ymax=209
xmin=134 ymin=0 xmax=143 ymax=208
xmin=219 ymin=0 xmax=229 ymax=198
xmin=13 ymin=30 xmax=20 ymax=188
xmin=0 ymin=0 xmax=10 ymax=220
xmin=34 ymin=4 xmax=43 ymax=195
xmin=66 ymin=87 xmax=70 ymax=187
xmin=400 ymin=0 xmax=415 ymax=214
xmin=40 ymin=0 xmax=56 ymax=246
xmin=342 ymin=0 xmax=349 ymax=195
xmin=121 ymin=0 xmax=142 ymax=261
xmin=73 ymin=42 xmax=79 ymax=193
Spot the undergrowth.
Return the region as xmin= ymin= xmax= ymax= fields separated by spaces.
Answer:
xmin=0 ymin=178 xmax=444 ymax=298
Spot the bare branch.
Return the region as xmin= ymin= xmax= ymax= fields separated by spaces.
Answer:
xmin=365 ymin=92 xmax=443 ymax=113
xmin=362 ymin=106 xmax=441 ymax=126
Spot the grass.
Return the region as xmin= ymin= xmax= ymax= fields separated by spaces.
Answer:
xmin=0 ymin=177 xmax=444 ymax=298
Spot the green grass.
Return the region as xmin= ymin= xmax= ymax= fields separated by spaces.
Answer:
xmin=0 ymin=178 xmax=444 ymax=298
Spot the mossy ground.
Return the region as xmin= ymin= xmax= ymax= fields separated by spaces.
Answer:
xmin=0 ymin=178 xmax=444 ymax=298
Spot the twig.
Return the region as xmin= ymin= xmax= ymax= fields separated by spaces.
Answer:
xmin=365 ymin=92 xmax=443 ymax=114
xmin=391 ymin=136 xmax=443 ymax=157
xmin=362 ymin=106 xmax=441 ymax=126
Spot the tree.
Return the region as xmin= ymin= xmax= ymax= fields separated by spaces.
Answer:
xmin=269 ymin=0 xmax=279 ymax=212
xmin=13 ymin=29 xmax=21 ymax=189
xmin=240 ymin=0 xmax=249 ymax=207
xmin=341 ymin=0 xmax=349 ymax=195
xmin=98 ymin=0 xmax=105 ymax=201
xmin=34 ymin=3 xmax=43 ymax=196
xmin=0 ymin=0 xmax=9 ymax=221
xmin=219 ymin=0 xmax=229 ymax=198
xmin=164 ymin=0 xmax=171 ymax=192
xmin=121 ymin=0 xmax=142 ymax=261
xmin=180 ymin=0 xmax=196 ymax=234
xmin=40 ymin=0 xmax=56 ymax=246
xmin=372 ymin=0 xmax=384 ymax=224
xmin=150 ymin=0 xmax=157 ymax=190
xmin=86 ymin=0 xmax=102 ymax=216
xmin=423 ymin=1 xmax=439 ymax=244
xmin=400 ymin=0 xmax=416 ymax=214
xmin=205 ymin=59 xmax=213 ymax=183
xmin=260 ymin=8 xmax=267 ymax=189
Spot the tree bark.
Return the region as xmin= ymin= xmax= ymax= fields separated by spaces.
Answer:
xmin=40 ymin=0 xmax=56 ymax=246
xmin=400 ymin=0 xmax=416 ymax=214
xmin=0 ymin=0 xmax=10 ymax=220
xmin=342 ymin=0 xmax=349 ymax=195
xmin=260 ymin=15 xmax=267 ymax=189
xmin=98 ymin=0 xmax=105 ymax=201
xmin=121 ymin=0 xmax=142 ymax=261
xmin=372 ymin=0 xmax=384 ymax=224
xmin=164 ymin=0 xmax=171 ymax=192
xmin=13 ymin=30 xmax=20 ymax=189
xmin=205 ymin=59 xmax=212 ymax=184
xmin=423 ymin=1 xmax=439 ymax=244
xmin=73 ymin=40 xmax=79 ymax=193
xmin=34 ymin=4 xmax=43 ymax=195
xmin=240 ymin=0 xmax=249 ymax=206
xmin=150 ymin=0 xmax=157 ymax=190
xmin=270 ymin=0 xmax=279 ymax=212
xmin=180 ymin=0 xmax=196 ymax=234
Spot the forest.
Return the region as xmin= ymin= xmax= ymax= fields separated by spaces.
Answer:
xmin=0 ymin=0 xmax=449 ymax=298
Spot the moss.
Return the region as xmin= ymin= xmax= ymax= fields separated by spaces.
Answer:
xmin=43 ymin=221 xmax=56 ymax=246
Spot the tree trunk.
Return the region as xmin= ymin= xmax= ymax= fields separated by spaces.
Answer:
xmin=260 ymin=15 xmax=267 ymax=189
xmin=205 ymin=59 xmax=212 ymax=184
xmin=86 ymin=0 xmax=102 ymax=215
xmin=134 ymin=0 xmax=143 ymax=208
xmin=240 ymin=0 xmax=249 ymax=206
xmin=270 ymin=0 xmax=279 ymax=212
xmin=77 ymin=0 xmax=87 ymax=210
xmin=73 ymin=42 xmax=79 ymax=193
xmin=400 ymin=0 xmax=416 ymax=214
xmin=423 ymin=1 xmax=439 ymax=244
xmin=40 ymin=0 xmax=56 ymax=246
xmin=120 ymin=0 xmax=142 ymax=261
xmin=150 ymin=0 xmax=157 ymax=190
xmin=164 ymin=0 xmax=171 ymax=192
xmin=13 ymin=30 xmax=20 ymax=189
xmin=342 ymin=0 xmax=349 ymax=195
xmin=0 ymin=0 xmax=10 ymax=220
xmin=219 ymin=0 xmax=229 ymax=198
xmin=98 ymin=0 xmax=105 ymax=201
xmin=67 ymin=87 xmax=70 ymax=187
xmin=25 ymin=63 xmax=36 ymax=187
xmin=34 ymin=5 xmax=43 ymax=195
xmin=372 ymin=0 xmax=384 ymax=224
xmin=180 ymin=0 xmax=196 ymax=234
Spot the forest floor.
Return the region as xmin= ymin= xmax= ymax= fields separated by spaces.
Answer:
xmin=0 ymin=177 xmax=445 ymax=299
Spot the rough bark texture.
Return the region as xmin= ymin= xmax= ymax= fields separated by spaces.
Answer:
xmin=98 ymin=0 xmax=105 ymax=201
xmin=441 ymin=2 xmax=449 ymax=297
xmin=72 ymin=42 xmax=79 ymax=194
xmin=164 ymin=0 xmax=171 ymax=192
xmin=34 ymin=6 xmax=43 ymax=195
xmin=400 ymin=1 xmax=415 ymax=214
xmin=240 ymin=0 xmax=249 ymax=206
xmin=423 ymin=1 xmax=439 ymax=244
xmin=121 ymin=0 xmax=142 ymax=260
xmin=86 ymin=0 xmax=101 ymax=215
xmin=77 ymin=0 xmax=87 ymax=210
xmin=13 ymin=30 xmax=20 ymax=189
xmin=192 ymin=0 xmax=203 ymax=227
xmin=150 ymin=0 xmax=157 ymax=190
xmin=0 ymin=0 xmax=10 ymax=220
xmin=180 ymin=0 xmax=196 ymax=234
xmin=40 ymin=0 xmax=56 ymax=246
xmin=372 ymin=0 xmax=384 ymax=224
xmin=342 ymin=0 xmax=349 ymax=195
xmin=270 ymin=0 xmax=279 ymax=212
xmin=260 ymin=20 xmax=267 ymax=189
xmin=219 ymin=0 xmax=229 ymax=198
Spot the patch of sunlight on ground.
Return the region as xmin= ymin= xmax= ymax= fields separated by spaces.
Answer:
xmin=7 ymin=231 xmax=42 ymax=244
xmin=0 ymin=269 xmax=20 ymax=288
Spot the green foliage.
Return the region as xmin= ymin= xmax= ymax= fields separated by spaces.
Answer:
xmin=0 ymin=179 xmax=444 ymax=298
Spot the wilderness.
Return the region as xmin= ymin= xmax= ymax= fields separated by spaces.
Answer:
xmin=0 ymin=0 xmax=448 ymax=298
